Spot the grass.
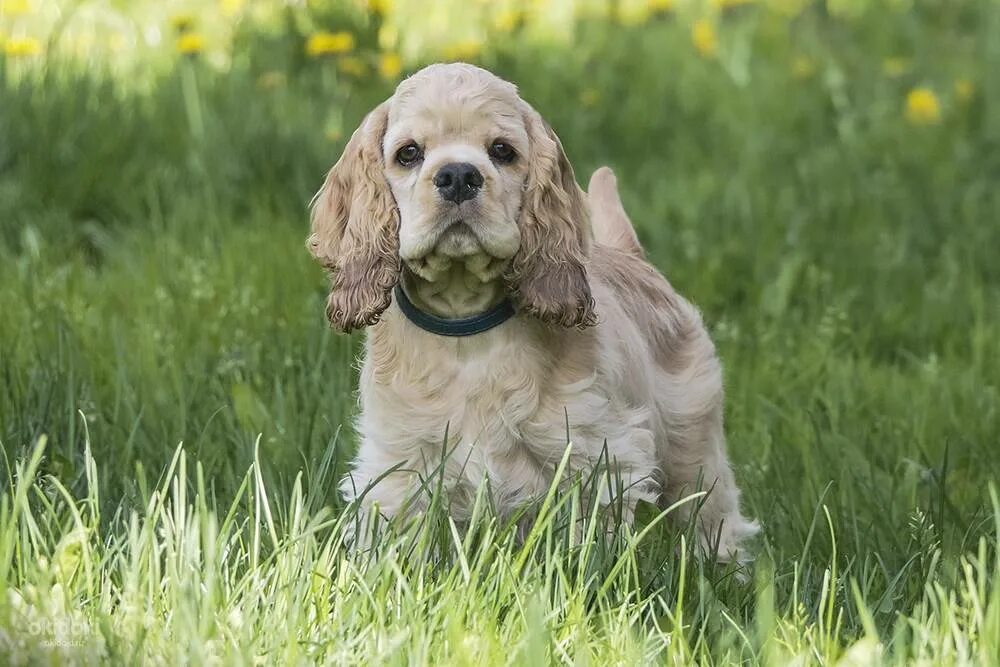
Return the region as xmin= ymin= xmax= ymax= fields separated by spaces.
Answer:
xmin=2 ymin=1 xmax=1000 ymax=663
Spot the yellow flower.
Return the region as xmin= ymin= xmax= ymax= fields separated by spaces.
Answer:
xmin=1 ymin=0 xmax=31 ymax=16
xmin=905 ymin=87 xmax=941 ymax=126
xmin=170 ymin=14 xmax=196 ymax=33
xmin=306 ymin=31 xmax=355 ymax=57
xmin=882 ymin=57 xmax=910 ymax=78
xmin=580 ymin=88 xmax=600 ymax=108
xmin=617 ymin=5 xmax=649 ymax=26
xmin=493 ymin=9 xmax=523 ymax=32
xmin=691 ymin=19 xmax=717 ymax=58
xmin=647 ymin=0 xmax=676 ymax=12
xmin=368 ymin=0 xmax=392 ymax=16
xmin=3 ymin=36 xmax=41 ymax=57
xmin=378 ymin=24 xmax=398 ymax=50
xmin=791 ymin=56 xmax=816 ymax=80
xmin=442 ymin=39 xmax=482 ymax=62
xmin=954 ymin=79 xmax=974 ymax=104
xmin=176 ymin=33 xmax=205 ymax=55
xmin=378 ymin=52 xmax=402 ymax=80
xmin=220 ymin=0 xmax=245 ymax=17
xmin=336 ymin=55 xmax=367 ymax=78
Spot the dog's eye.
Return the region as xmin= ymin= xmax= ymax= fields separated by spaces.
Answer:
xmin=488 ymin=141 xmax=516 ymax=164
xmin=395 ymin=143 xmax=422 ymax=167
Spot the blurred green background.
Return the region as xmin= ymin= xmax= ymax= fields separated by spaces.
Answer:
xmin=3 ymin=0 xmax=999 ymax=532
xmin=1 ymin=0 xmax=999 ymax=658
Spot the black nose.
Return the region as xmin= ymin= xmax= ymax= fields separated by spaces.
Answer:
xmin=433 ymin=162 xmax=483 ymax=204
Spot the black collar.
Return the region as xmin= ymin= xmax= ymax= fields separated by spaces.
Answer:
xmin=393 ymin=285 xmax=516 ymax=337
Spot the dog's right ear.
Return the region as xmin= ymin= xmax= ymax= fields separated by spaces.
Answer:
xmin=308 ymin=102 xmax=400 ymax=333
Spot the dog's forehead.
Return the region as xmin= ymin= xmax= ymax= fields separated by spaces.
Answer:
xmin=395 ymin=63 xmax=519 ymax=103
xmin=386 ymin=63 xmax=523 ymax=137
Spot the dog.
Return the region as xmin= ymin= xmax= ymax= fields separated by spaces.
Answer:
xmin=308 ymin=63 xmax=758 ymax=560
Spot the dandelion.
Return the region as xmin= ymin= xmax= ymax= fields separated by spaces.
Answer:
xmin=336 ymin=56 xmax=367 ymax=78
xmin=691 ymin=19 xmax=717 ymax=58
xmin=378 ymin=24 xmax=398 ymax=50
xmin=617 ymin=5 xmax=648 ymax=26
xmin=3 ymin=36 xmax=41 ymax=57
xmin=443 ymin=39 xmax=482 ymax=62
xmin=1 ymin=0 xmax=31 ymax=16
xmin=648 ymin=0 xmax=676 ymax=13
xmin=368 ymin=0 xmax=392 ymax=16
xmin=176 ymin=33 xmax=205 ymax=55
xmin=905 ymin=87 xmax=941 ymax=126
xmin=306 ymin=31 xmax=355 ymax=57
xmin=220 ymin=0 xmax=245 ymax=17
xmin=791 ymin=56 xmax=816 ymax=80
xmin=378 ymin=52 xmax=402 ymax=80
xmin=493 ymin=9 xmax=523 ymax=33
xmin=954 ymin=79 xmax=974 ymax=104
xmin=882 ymin=57 xmax=910 ymax=78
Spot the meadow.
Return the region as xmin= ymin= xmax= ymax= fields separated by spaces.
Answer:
xmin=1 ymin=0 xmax=999 ymax=663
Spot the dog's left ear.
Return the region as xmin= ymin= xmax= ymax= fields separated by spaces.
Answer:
xmin=507 ymin=103 xmax=597 ymax=328
xmin=308 ymin=101 xmax=400 ymax=333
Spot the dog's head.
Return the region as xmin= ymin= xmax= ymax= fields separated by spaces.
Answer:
xmin=308 ymin=63 xmax=596 ymax=332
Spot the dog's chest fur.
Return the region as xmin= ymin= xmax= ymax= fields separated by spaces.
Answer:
xmin=352 ymin=313 xmax=657 ymax=516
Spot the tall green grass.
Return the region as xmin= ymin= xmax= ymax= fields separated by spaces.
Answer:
xmin=0 ymin=434 xmax=997 ymax=663
xmin=2 ymin=2 xmax=999 ymax=663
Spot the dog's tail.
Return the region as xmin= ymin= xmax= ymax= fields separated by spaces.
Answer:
xmin=587 ymin=167 xmax=642 ymax=256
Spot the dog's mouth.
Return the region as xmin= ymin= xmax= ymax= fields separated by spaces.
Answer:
xmin=432 ymin=221 xmax=481 ymax=258
xmin=404 ymin=222 xmax=510 ymax=285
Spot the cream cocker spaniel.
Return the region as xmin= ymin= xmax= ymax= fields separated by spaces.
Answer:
xmin=308 ymin=63 xmax=758 ymax=560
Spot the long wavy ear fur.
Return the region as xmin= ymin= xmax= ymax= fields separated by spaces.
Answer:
xmin=307 ymin=102 xmax=399 ymax=333
xmin=507 ymin=104 xmax=596 ymax=328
